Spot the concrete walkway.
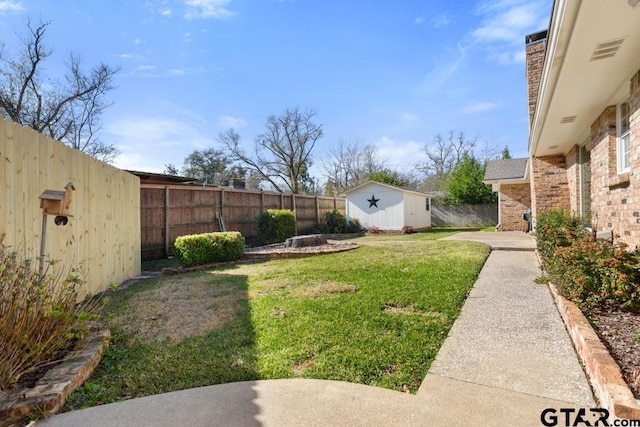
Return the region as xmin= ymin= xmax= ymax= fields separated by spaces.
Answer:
xmin=40 ymin=232 xmax=594 ymax=427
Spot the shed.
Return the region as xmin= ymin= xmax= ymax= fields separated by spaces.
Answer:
xmin=344 ymin=181 xmax=432 ymax=231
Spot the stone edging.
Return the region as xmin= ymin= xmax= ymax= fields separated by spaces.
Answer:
xmin=161 ymin=243 xmax=360 ymax=274
xmin=548 ymin=283 xmax=640 ymax=419
xmin=0 ymin=325 xmax=110 ymax=426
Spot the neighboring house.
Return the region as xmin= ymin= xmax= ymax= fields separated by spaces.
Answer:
xmin=511 ymin=1 xmax=640 ymax=249
xmin=483 ymin=158 xmax=530 ymax=231
xmin=127 ymin=170 xmax=196 ymax=185
xmin=344 ymin=181 xmax=432 ymax=231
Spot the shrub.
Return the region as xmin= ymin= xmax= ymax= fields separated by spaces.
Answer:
xmin=402 ymin=226 xmax=415 ymax=234
xmin=319 ymin=210 xmax=362 ymax=234
xmin=174 ymin=232 xmax=245 ymax=267
xmin=535 ymin=207 xmax=587 ymax=269
xmin=0 ymin=246 xmax=99 ymax=391
xmin=257 ymin=209 xmax=296 ymax=244
xmin=348 ymin=218 xmax=362 ymax=233
xmin=535 ymin=208 xmax=640 ymax=313
xmin=553 ymin=238 xmax=640 ymax=312
xmin=369 ymin=226 xmax=381 ymax=234
xmin=324 ymin=209 xmax=347 ymax=233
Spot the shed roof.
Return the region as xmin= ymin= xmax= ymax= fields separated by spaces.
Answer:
xmin=483 ymin=158 xmax=529 ymax=182
xmin=343 ymin=180 xmax=432 ymax=198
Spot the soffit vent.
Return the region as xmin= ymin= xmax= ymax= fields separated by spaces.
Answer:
xmin=590 ymin=38 xmax=625 ymax=61
xmin=560 ymin=116 xmax=577 ymax=124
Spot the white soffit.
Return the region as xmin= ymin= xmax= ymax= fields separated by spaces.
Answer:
xmin=530 ymin=0 xmax=640 ymax=157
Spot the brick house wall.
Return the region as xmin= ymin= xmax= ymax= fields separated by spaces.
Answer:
xmin=589 ymin=71 xmax=640 ymax=249
xmin=499 ymin=183 xmax=531 ymax=231
xmin=529 ymin=155 xmax=571 ymax=224
xmin=526 ymin=33 xmax=546 ymax=131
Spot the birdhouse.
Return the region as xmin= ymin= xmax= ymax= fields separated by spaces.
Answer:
xmin=39 ymin=182 xmax=75 ymax=216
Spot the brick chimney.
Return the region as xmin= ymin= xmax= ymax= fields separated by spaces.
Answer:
xmin=525 ymin=30 xmax=548 ymax=131
xmin=229 ymin=178 xmax=246 ymax=189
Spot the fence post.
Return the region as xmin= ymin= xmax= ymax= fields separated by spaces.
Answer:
xmin=315 ymin=196 xmax=320 ymax=224
xmin=164 ymin=186 xmax=169 ymax=257
xmin=219 ymin=188 xmax=226 ymax=231
xmin=292 ymin=194 xmax=298 ymax=236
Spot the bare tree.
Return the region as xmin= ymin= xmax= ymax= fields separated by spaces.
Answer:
xmin=417 ymin=131 xmax=477 ymax=193
xmin=321 ymin=137 xmax=388 ymax=196
xmin=0 ymin=20 xmax=120 ymax=162
xmin=220 ymin=108 xmax=323 ymax=194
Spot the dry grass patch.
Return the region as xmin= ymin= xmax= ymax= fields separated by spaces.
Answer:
xmin=290 ymin=280 xmax=358 ymax=298
xmin=110 ymin=275 xmax=245 ymax=343
xmin=249 ymin=277 xmax=298 ymax=297
xmin=292 ymin=357 xmax=317 ymax=376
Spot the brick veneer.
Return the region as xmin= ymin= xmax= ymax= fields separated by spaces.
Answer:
xmin=530 ymin=155 xmax=571 ymax=225
xmin=526 ymin=37 xmax=546 ymax=131
xmin=499 ymin=183 xmax=531 ymax=231
xmin=589 ymin=71 xmax=640 ymax=249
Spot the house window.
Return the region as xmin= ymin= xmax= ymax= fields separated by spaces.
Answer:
xmin=617 ymin=100 xmax=631 ymax=174
xmin=425 ymin=198 xmax=430 ymax=211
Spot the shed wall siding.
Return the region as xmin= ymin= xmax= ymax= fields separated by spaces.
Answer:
xmin=403 ymin=193 xmax=431 ymax=229
xmin=347 ymin=186 xmax=403 ymax=229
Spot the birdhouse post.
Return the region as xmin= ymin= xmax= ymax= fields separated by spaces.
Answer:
xmin=38 ymin=182 xmax=75 ymax=276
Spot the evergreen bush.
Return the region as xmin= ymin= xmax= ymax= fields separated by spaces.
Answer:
xmin=536 ymin=208 xmax=640 ymax=313
xmin=174 ymin=232 xmax=245 ymax=267
xmin=256 ymin=209 xmax=296 ymax=244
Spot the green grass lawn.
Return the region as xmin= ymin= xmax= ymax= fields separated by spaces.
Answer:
xmin=67 ymin=231 xmax=489 ymax=409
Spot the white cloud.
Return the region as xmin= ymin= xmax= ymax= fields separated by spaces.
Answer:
xmin=108 ymin=112 xmax=217 ymax=171
xmin=134 ymin=38 xmax=143 ymax=45
xmin=470 ymin=0 xmax=550 ymax=64
xmin=134 ymin=64 xmax=157 ymax=72
xmin=115 ymin=53 xmax=133 ymax=59
xmin=430 ymin=14 xmax=451 ymax=28
xmin=373 ymin=136 xmax=426 ymax=172
xmin=132 ymin=65 xmax=204 ymax=78
xmin=183 ymin=0 xmax=235 ymax=19
xmin=399 ymin=112 xmax=419 ymax=123
xmin=419 ymin=43 xmax=468 ymax=93
xmin=473 ymin=3 xmax=542 ymax=43
xmin=459 ymin=101 xmax=499 ymax=114
xmin=414 ymin=16 xmax=424 ymax=25
xmin=0 ymin=1 xmax=24 ymax=13
xmin=160 ymin=8 xmax=172 ymax=16
xmin=216 ymin=115 xmax=247 ymax=129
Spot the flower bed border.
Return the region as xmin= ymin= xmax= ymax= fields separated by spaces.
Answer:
xmin=0 ymin=324 xmax=110 ymax=426
xmin=548 ymin=282 xmax=640 ymax=419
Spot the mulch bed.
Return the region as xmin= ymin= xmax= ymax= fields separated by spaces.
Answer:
xmin=590 ymin=309 xmax=640 ymax=399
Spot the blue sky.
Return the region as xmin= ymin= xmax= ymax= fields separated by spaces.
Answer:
xmin=0 ymin=0 xmax=551 ymax=178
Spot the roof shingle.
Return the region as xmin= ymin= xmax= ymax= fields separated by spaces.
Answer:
xmin=483 ymin=158 xmax=528 ymax=181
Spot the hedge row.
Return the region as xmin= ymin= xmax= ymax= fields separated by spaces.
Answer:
xmin=536 ymin=208 xmax=640 ymax=313
xmin=173 ymin=231 xmax=245 ymax=267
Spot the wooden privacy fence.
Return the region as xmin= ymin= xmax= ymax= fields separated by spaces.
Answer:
xmin=141 ymin=184 xmax=345 ymax=259
xmin=0 ymin=118 xmax=141 ymax=296
xmin=431 ymin=203 xmax=498 ymax=227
